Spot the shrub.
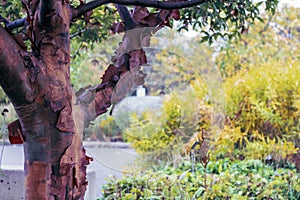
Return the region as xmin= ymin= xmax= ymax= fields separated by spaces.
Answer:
xmin=99 ymin=159 xmax=300 ymax=199
xmin=123 ymin=96 xmax=182 ymax=166
xmin=224 ymin=61 xmax=300 ymax=143
xmin=124 ymin=91 xmax=205 ymax=166
xmin=125 ymin=58 xmax=300 ymax=164
xmin=99 ymin=115 xmax=122 ymax=138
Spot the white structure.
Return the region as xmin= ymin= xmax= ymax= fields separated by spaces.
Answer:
xmin=136 ymin=86 xmax=146 ymax=97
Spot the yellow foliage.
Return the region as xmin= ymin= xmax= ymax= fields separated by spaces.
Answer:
xmin=186 ymin=8 xmax=300 ymax=162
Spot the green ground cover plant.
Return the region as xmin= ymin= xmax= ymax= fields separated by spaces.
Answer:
xmin=100 ymin=159 xmax=300 ymax=199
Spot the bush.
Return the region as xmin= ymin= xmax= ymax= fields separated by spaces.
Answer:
xmin=99 ymin=115 xmax=122 ymax=138
xmin=190 ymin=8 xmax=300 ymax=163
xmin=99 ymin=159 xmax=300 ymax=199
xmin=123 ymin=95 xmax=183 ymax=166
xmin=209 ymin=59 xmax=299 ymax=162
xmin=224 ymin=60 xmax=300 ymax=141
xmin=124 ymin=59 xmax=300 ymax=164
xmin=123 ymin=91 xmax=209 ymax=167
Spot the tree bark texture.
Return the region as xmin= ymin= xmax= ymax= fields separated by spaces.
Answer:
xmin=1 ymin=1 xmax=89 ymax=199
xmin=0 ymin=1 xmax=181 ymax=199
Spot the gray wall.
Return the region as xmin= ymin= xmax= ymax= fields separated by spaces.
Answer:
xmin=0 ymin=169 xmax=96 ymax=200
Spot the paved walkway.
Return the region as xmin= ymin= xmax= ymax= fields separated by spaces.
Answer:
xmin=0 ymin=142 xmax=137 ymax=198
xmin=84 ymin=143 xmax=138 ymax=198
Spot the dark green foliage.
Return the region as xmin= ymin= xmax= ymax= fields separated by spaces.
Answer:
xmin=100 ymin=159 xmax=300 ymax=199
xmin=179 ymin=0 xmax=278 ymax=43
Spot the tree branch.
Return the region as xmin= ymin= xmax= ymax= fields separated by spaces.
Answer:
xmin=115 ymin=4 xmax=136 ymax=30
xmin=79 ymin=5 xmax=174 ymax=125
xmin=0 ymin=27 xmax=36 ymax=105
xmin=72 ymin=0 xmax=206 ymax=20
xmin=5 ymin=18 xmax=28 ymax=30
xmin=7 ymin=0 xmax=205 ymax=30
xmin=259 ymin=14 xmax=274 ymax=34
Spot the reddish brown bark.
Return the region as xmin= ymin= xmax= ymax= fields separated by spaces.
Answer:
xmin=1 ymin=0 xmax=89 ymax=199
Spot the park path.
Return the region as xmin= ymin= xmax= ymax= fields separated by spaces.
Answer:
xmin=84 ymin=142 xmax=138 ymax=198
xmin=0 ymin=142 xmax=137 ymax=199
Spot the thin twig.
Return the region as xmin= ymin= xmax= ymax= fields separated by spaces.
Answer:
xmin=70 ymin=28 xmax=87 ymax=39
xmin=259 ymin=14 xmax=274 ymax=34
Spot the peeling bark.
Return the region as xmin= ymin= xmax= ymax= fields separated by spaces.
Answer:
xmin=82 ymin=5 xmax=180 ymax=125
xmin=1 ymin=1 xmax=89 ymax=199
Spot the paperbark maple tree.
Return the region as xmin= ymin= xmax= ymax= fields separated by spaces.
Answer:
xmin=0 ymin=0 xmax=278 ymax=199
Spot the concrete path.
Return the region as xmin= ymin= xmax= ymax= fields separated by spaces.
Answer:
xmin=84 ymin=142 xmax=138 ymax=198
xmin=0 ymin=142 xmax=137 ymax=199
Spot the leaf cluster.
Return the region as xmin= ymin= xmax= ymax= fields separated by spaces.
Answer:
xmin=179 ymin=0 xmax=278 ymax=43
xmin=70 ymin=4 xmax=120 ymax=48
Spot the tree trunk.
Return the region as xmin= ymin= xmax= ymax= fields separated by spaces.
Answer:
xmin=1 ymin=1 xmax=89 ymax=199
xmin=15 ymin=100 xmax=88 ymax=200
